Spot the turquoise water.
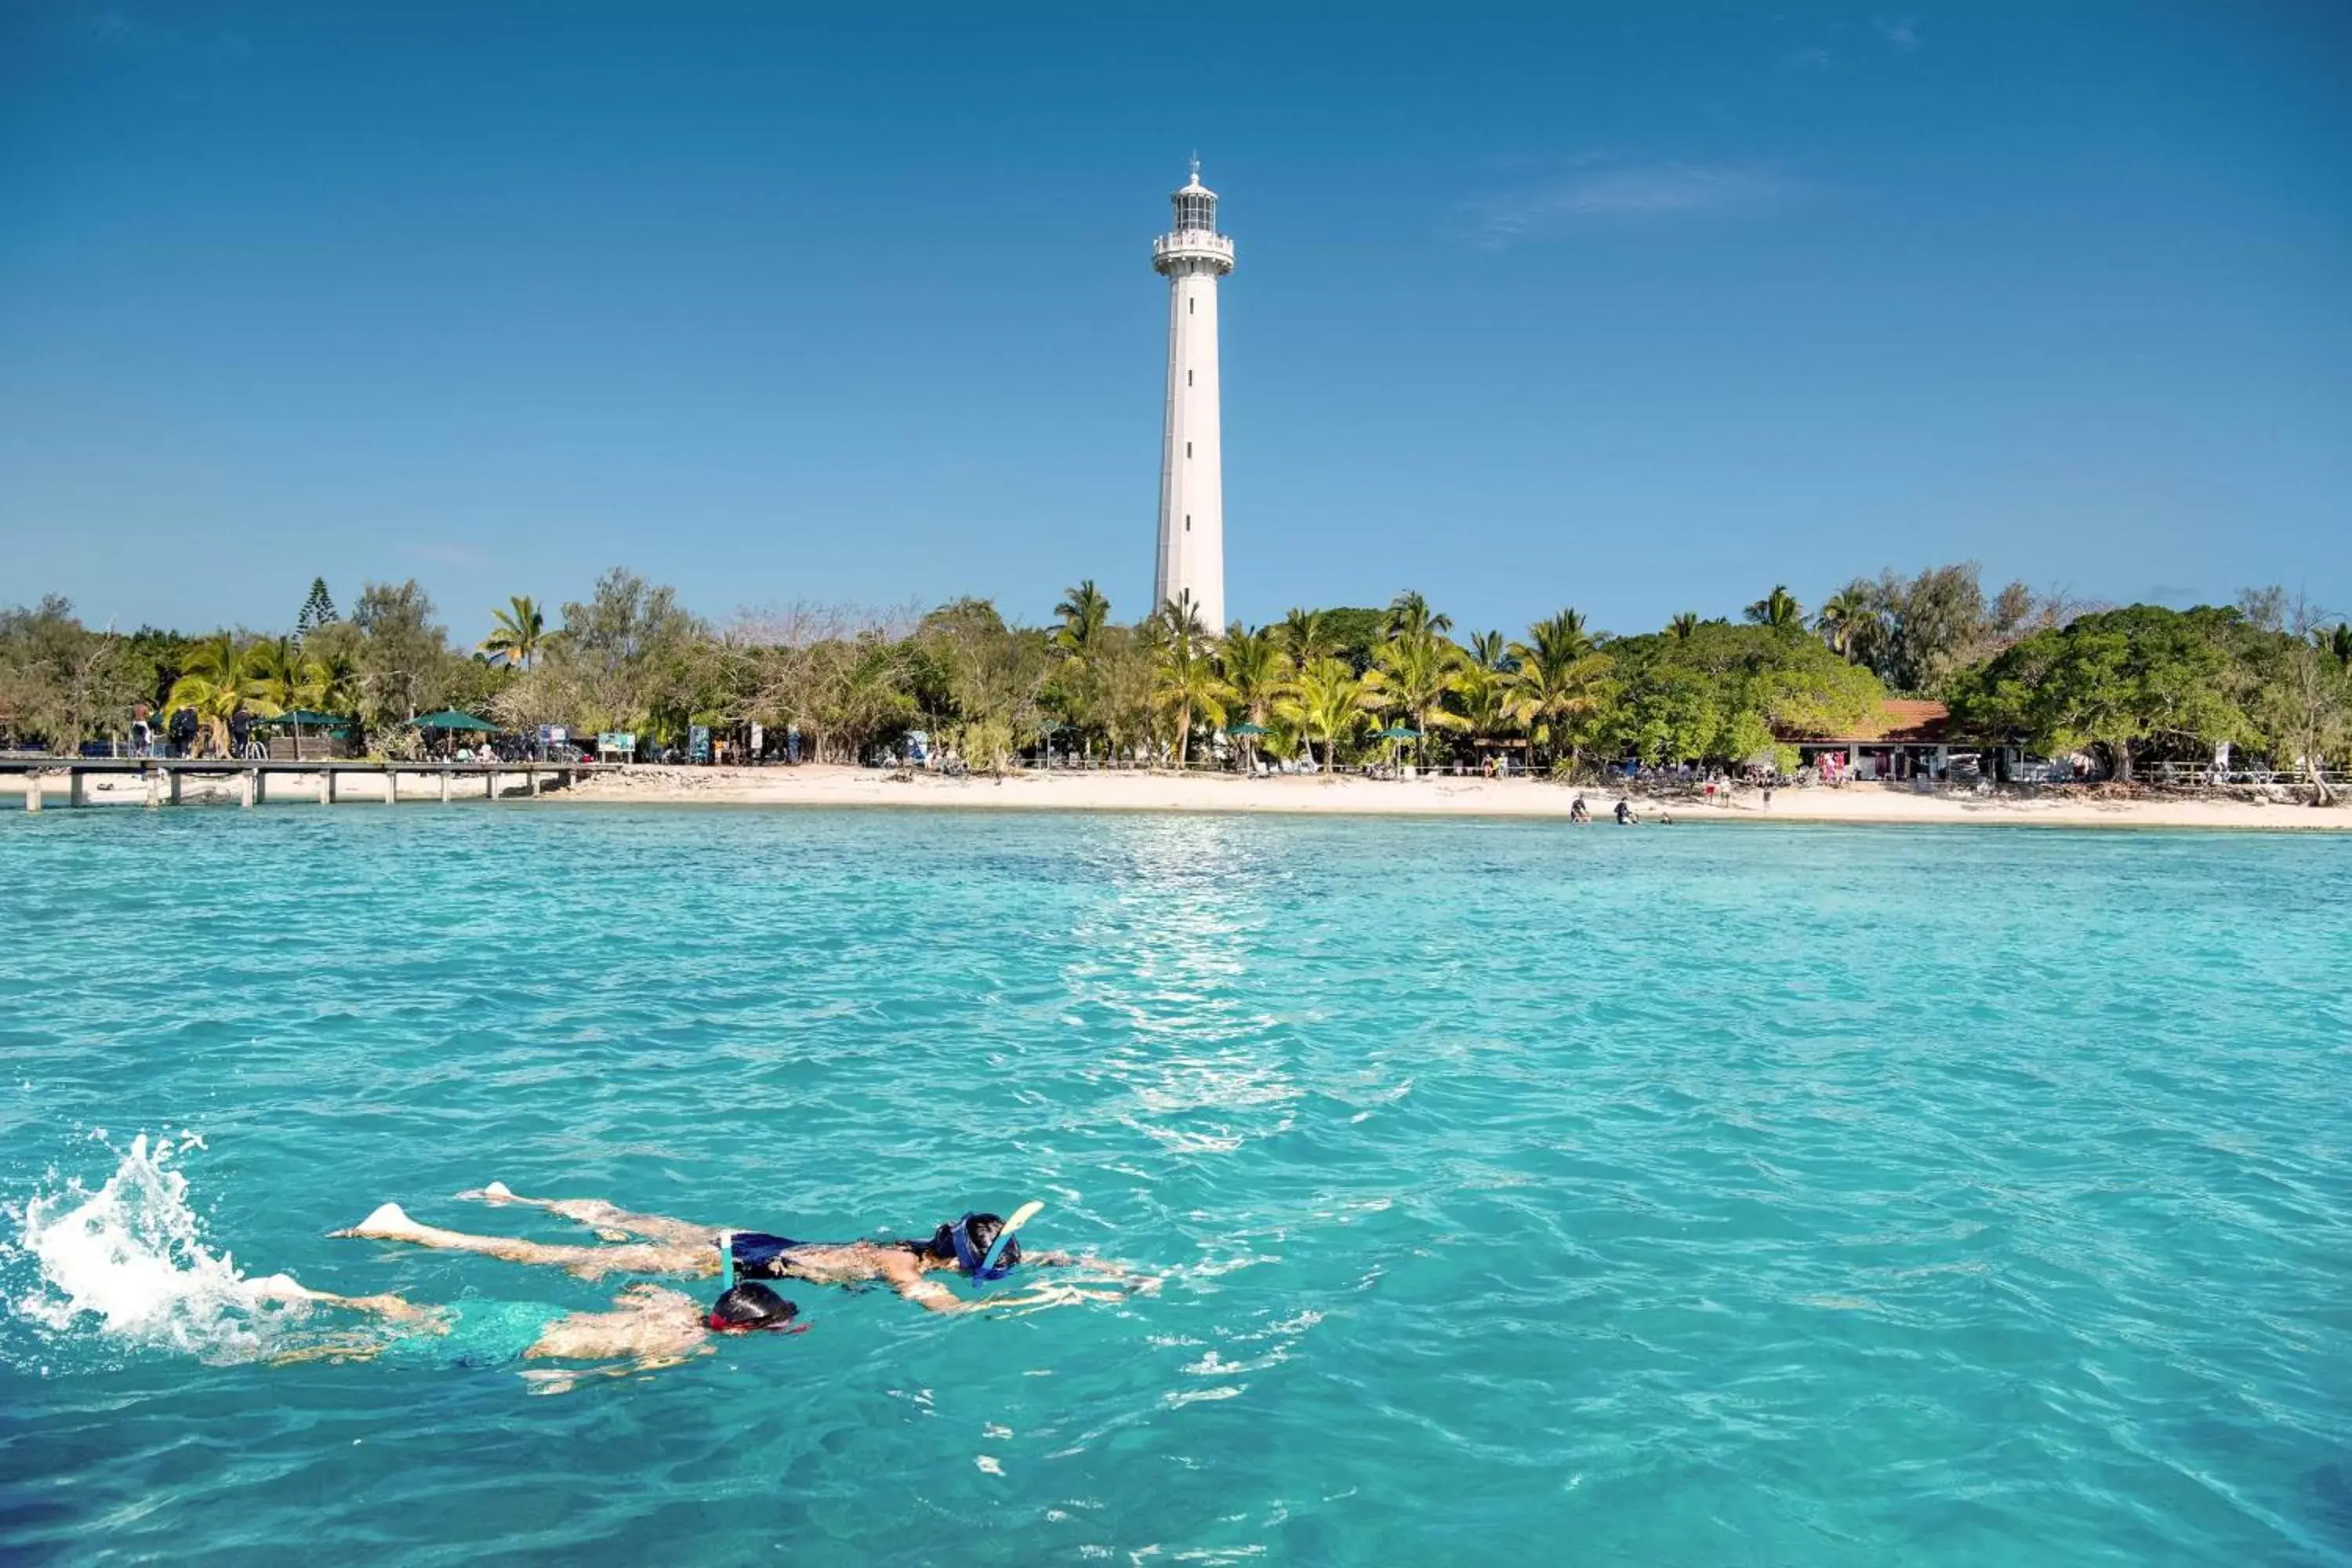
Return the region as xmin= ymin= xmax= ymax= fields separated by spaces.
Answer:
xmin=3 ymin=807 xmax=2348 ymax=1566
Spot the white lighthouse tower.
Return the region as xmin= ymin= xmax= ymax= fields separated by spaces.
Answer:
xmin=1152 ymin=158 xmax=1234 ymax=633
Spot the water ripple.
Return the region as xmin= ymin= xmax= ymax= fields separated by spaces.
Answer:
xmin=1 ymin=809 xmax=2347 ymax=1565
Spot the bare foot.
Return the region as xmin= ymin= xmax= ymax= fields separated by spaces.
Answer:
xmin=455 ymin=1181 xmax=517 ymax=1204
xmin=329 ymin=1201 xmax=419 ymax=1240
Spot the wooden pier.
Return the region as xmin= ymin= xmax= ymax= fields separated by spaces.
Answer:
xmin=0 ymin=757 xmax=609 ymax=811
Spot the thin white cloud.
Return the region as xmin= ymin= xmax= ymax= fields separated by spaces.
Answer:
xmin=1874 ymin=15 xmax=1922 ymax=52
xmin=1454 ymin=160 xmax=1801 ymax=248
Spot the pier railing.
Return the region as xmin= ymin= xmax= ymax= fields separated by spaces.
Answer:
xmin=0 ymin=757 xmax=612 ymax=811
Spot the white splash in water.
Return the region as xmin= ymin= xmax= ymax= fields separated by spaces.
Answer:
xmin=13 ymin=1133 xmax=310 ymax=1363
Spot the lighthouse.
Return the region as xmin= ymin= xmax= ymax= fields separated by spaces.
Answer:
xmin=1152 ymin=158 xmax=1234 ymax=633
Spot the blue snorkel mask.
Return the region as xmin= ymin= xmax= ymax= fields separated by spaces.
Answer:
xmin=949 ymin=1212 xmax=1021 ymax=1282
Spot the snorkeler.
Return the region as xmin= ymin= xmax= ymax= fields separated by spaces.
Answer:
xmin=331 ymin=1185 xmax=1142 ymax=1315
xmin=254 ymin=1275 xmax=805 ymax=1392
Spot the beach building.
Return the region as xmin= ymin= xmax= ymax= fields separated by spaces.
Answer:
xmin=1152 ymin=158 xmax=1233 ymax=632
xmin=1781 ymin=699 xmax=1958 ymax=781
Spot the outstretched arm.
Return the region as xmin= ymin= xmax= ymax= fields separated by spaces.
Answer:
xmin=880 ymin=1258 xmax=1127 ymax=1315
xmin=249 ymin=1276 xmax=444 ymax=1327
xmin=1020 ymin=1251 xmax=1160 ymax=1290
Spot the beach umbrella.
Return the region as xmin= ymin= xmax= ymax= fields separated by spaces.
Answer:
xmin=260 ymin=710 xmax=352 ymax=731
xmin=408 ymin=710 xmax=498 ymax=731
xmin=1227 ymin=722 xmax=1267 ymax=736
xmin=1375 ymin=725 xmax=1419 ymax=740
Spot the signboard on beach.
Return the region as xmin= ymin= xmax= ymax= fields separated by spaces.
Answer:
xmin=596 ymin=731 xmax=636 ymax=760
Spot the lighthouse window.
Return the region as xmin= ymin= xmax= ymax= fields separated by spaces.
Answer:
xmin=1185 ymin=514 xmax=1192 ymax=532
xmin=1187 ymin=369 xmax=1192 ymax=386
xmin=1188 ymin=297 xmax=1194 ymax=315
xmin=1186 ymin=441 xmax=1192 ymax=458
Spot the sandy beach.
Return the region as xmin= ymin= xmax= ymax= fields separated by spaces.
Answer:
xmin=548 ymin=764 xmax=2350 ymax=830
xmin=9 ymin=763 xmax=2345 ymax=829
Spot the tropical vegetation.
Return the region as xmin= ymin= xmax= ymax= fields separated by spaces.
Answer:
xmin=3 ymin=564 xmax=2347 ymax=791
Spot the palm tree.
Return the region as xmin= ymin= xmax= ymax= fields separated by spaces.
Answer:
xmin=308 ymin=646 xmax=360 ymax=717
xmin=1744 ymin=586 xmax=1804 ymax=631
xmin=1054 ymin=580 xmax=1111 ymax=659
xmin=1454 ymin=662 xmax=1511 ymax=753
xmin=1524 ymin=608 xmax=1594 ymax=662
xmin=1158 ymin=590 xmax=1210 ymax=654
xmin=1366 ymin=633 xmax=1464 ymax=765
xmin=1152 ymin=626 xmax=1232 ymax=768
xmin=241 ymin=636 xmax=314 ymax=713
xmin=1216 ymin=622 xmax=1291 ymax=769
xmin=1468 ymin=630 xmax=1512 ymax=672
xmin=1507 ymin=609 xmax=1613 ymax=771
xmin=163 ymin=633 xmax=258 ymax=757
xmin=2328 ymin=622 xmax=2352 ymax=666
xmin=1277 ymin=607 xmax=1337 ymax=669
xmin=1279 ymin=657 xmax=1377 ymax=774
xmin=1814 ymin=588 xmax=1875 ymax=660
xmin=1668 ymin=612 xmax=1700 ymax=641
xmin=1384 ymin=590 xmax=1453 ymax=642
xmin=479 ymin=595 xmax=550 ymax=670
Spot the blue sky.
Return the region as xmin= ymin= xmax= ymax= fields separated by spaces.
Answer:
xmin=3 ymin=1 xmax=2347 ymax=643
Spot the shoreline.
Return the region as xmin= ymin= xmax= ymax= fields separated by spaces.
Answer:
xmin=553 ymin=764 xmax=2351 ymax=831
xmin=7 ymin=764 xmax=2346 ymax=830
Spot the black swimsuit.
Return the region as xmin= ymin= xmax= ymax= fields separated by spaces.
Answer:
xmin=728 ymin=1232 xmax=804 ymax=1278
xmin=730 ymin=1230 xmax=929 ymax=1279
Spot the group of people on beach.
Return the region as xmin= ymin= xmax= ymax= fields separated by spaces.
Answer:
xmin=276 ymin=1183 xmax=1145 ymax=1391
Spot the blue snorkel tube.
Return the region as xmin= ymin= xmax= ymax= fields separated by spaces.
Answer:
xmin=950 ymin=1212 xmax=1021 ymax=1283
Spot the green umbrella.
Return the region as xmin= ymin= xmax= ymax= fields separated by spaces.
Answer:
xmin=1227 ymin=722 xmax=1268 ymax=736
xmin=408 ymin=710 xmax=498 ymax=732
xmin=260 ymin=710 xmax=352 ymax=731
xmin=1376 ymin=725 xmax=1420 ymax=739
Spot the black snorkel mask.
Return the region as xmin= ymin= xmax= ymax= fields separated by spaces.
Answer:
xmin=949 ymin=1212 xmax=1020 ymax=1282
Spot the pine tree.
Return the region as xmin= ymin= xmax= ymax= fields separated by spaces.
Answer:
xmin=294 ymin=578 xmax=339 ymax=644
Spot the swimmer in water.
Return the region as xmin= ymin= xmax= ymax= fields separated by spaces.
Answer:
xmin=331 ymin=1184 xmax=1144 ymax=1314
xmin=256 ymin=1276 xmax=805 ymax=1393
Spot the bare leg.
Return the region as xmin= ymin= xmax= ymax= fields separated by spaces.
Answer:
xmin=331 ymin=1203 xmax=717 ymax=1280
xmin=454 ymin=1181 xmax=727 ymax=1247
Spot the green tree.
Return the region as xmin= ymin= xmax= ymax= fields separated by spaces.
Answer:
xmin=161 ymin=633 xmax=258 ymax=756
xmin=1367 ymin=631 xmax=1464 ymax=764
xmin=478 ymin=595 xmax=551 ymax=670
xmin=1668 ymin=612 xmax=1700 ymax=642
xmin=1152 ymin=594 xmax=1232 ymax=766
xmin=1277 ymin=608 xmax=1336 ymax=669
xmin=1053 ymin=580 xmax=1112 ymax=659
xmin=1383 ymin=590 xmax=1452 ymax=641
xmin=295 ymin=578 xmax=339 ymax=644
xmin=0 ymin=597 xmax=140 ymax=752
xmin=1216 ymin=622 xmax=1291 ymax=768
xmin=1814 ymin=587 xmax=1877 ymax=662
xmin=350 ymin=579 xmax=448 ymax=729
xmin=1506 ymin=609 xmax=1613 ymax=771
xmin=1744 ymin=586 xmax=1805 ymax=631
xmin=1947 ymin=605 xmax=2252 ymax=782
xmin=1279 ymin=656 xmax=1376 ymax=773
